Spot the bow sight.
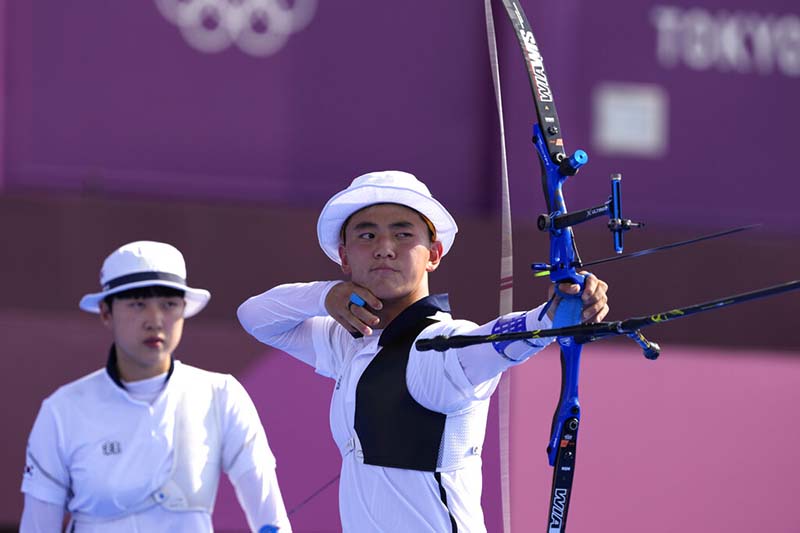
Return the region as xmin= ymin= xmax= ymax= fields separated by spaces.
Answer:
xmin=533 ymin=171 xmax=644 ymax=254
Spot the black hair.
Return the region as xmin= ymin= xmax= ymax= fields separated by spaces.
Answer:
xmin=103 ymin=286 xmax=185 ymax=311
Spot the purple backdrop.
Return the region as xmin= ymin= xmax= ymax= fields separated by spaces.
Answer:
xmin=2 ymin=0 xmax=800 ymax=531
xmin=5 ymin=0 xmax=800 ymax=232
xmin=4 ymin=0 xmax=494 ymax=209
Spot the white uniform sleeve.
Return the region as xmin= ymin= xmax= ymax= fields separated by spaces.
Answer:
xmin=220 ymin=376 xmax=291 ymax=531
xmin=21 ymin=400 xmax=71 ymax=506
xmin=231 ymin=466 xmax=292 ymax=533
xmin=237 ymin=281 xmax=345 ymax=378
xmin=19 ymin=494 xmax=65 ymax=533
xmin=407 ymin=305 xmax=554 ymax=414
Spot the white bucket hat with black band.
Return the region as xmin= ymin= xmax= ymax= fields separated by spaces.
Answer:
xmin=79 ymin=241 xmax=211 ymax=318
xmin=317 ymin=170 xmax=458 ymax=265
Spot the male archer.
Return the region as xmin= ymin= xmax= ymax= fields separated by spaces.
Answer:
xmin=238 ymin=170 xmax=609 ymax=531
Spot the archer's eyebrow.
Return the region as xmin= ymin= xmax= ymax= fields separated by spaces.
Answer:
xmin=350 ymin=220 xmax=416 ymax=232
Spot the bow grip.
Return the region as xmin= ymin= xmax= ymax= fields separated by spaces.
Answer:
xmin=537 ymin=270 xmax=584 ymax=328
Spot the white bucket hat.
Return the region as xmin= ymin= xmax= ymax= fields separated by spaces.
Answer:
xmin=317 ymin=170 xmax=458 ymax=265
xmin=79 ymin=241 xmax=211 ymax=318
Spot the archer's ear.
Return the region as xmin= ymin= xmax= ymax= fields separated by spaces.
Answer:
xmin=426 ymin=240 xmax=444 ymax=273
xmin=99 ymin=301 xmax=113 ymax=329
xmin=339 ymin=244 xmax=351 ymax=275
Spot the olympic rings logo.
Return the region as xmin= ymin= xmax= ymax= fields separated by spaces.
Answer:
xmin=155 ymin=0 xmax=317 ymax=57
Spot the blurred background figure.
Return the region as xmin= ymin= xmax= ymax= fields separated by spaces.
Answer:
xmin=21 ymin=241 xmax=290 ymax=532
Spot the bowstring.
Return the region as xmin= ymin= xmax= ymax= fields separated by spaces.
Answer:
xmin=484 ymin=1 xmax=514 ymax=532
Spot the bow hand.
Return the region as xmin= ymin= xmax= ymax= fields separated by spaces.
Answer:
xmin=547 ymin=273 xmax=609 ymax=324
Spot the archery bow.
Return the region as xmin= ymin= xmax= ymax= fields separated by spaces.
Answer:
xmin=493 ymin=2 xmax=612 ymax=531
xmin=426 ymin=1 xmax=800 ymax=532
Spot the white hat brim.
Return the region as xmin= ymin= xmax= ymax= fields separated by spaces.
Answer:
xmin=79 ymin=280 xmax=211 ymax=318
xmin=317 ymin=183 xmax=458 ymax=265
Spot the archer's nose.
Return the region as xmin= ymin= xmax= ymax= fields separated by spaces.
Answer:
xmin=373 ymin=236 xmax=396 ymax=259
xmin=143 ymin=303 xmax=165 ymax=329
